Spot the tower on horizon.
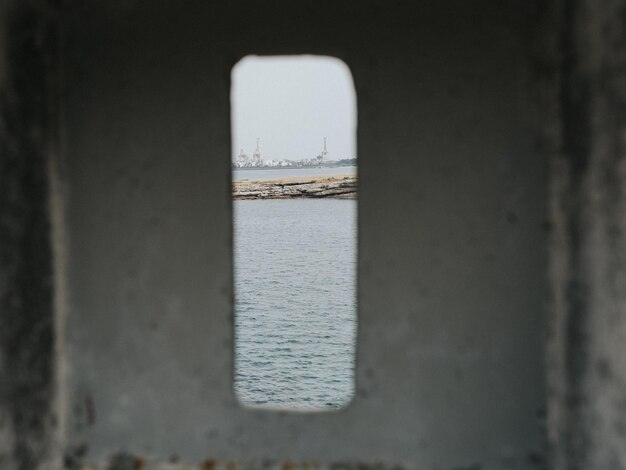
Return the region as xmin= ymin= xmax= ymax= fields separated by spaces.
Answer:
xmin=320 ymin=137 xmax=329 ymax=161
xmin=253 ymin=137 xmax=262 ymax=165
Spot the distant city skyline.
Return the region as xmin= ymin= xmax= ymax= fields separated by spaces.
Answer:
xmin=231 ymin=56 xmax=357 ymax=162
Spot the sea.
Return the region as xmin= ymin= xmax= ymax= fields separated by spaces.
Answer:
xmin=233 ymin=165 xmax=357 ymax=181
xmin=233 ymin=173 xmax=357 ymax=409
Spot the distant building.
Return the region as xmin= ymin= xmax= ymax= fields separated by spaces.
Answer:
xmin=233 ymin=138 xmax=264 ymax=167
xmin=234 ymin=137 xmax=340 ymax=168
xmin=234 ymin=149 xmax=249 ymax=167
xmin=317 ymin=137 xmax=329 ymax=163
xmin=252 ymin=138 xmax=263 ymax=166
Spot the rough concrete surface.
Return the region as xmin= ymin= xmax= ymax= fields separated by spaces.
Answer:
xmin=548 ymin=0 xmax=626 ymax=468
xmin=5 ymin=0 xmax=626 ymax=469
xmin=0 ymin=1 xmax=62 ymax=469
xmin=59 ymin=1 xmax=547 ymax=468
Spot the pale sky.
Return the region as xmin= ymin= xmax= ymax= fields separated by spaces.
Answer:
xmin=231 ymin=55 xmax=357 ymax=162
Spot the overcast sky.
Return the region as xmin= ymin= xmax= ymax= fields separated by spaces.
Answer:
xmin=231 ymin=56 xmax=357 ymax=162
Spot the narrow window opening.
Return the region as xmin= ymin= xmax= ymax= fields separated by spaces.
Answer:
xmin=231 ymin=55 xmax=357 ymax=410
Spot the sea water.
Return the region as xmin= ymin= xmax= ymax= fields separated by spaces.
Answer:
xmin=233 ymin=199 xmax=357 ymax=409
xmin=233 ymin=165 xmax=357 ymax=182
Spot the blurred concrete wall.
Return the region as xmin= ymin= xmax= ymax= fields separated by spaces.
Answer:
xmin=0 ymin=1 xmax=61 ymax=469
xmin=548 ymin=0 xmax=626 ymax=468
xmin=0 ymin=0 xmax=623 ymax=469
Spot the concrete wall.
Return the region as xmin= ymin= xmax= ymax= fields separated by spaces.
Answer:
xmin=2 ymin=0 xmax=624 ymax=469
xmin=0 ymin=1 xmax=63 ymax=469
xmin=59 ymin=1 xmax=548 ymax=468
xmin=548 ymin=0 xmax=626 ymax=468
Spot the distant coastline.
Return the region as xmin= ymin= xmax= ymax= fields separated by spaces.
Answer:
xmin=233 ymin=164 xmax=353 ymax=171
xmin=232 ymin=160 xmax=357 ymax=171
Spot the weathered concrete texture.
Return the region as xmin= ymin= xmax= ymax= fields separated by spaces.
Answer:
xmin=233 ymin=176 xmax=357 ymax=199
xmin=549 ymin=0 xmax=626 ymax=468
xmin=60 ymin=1 xmax=548 ymax=468
xmin=0 ymin=1 xmax=62 ymax=469
xmin=7 ymin=0 xmax=626 ymax=468
xmin=84 ymin=455 xmax=416 ymax=470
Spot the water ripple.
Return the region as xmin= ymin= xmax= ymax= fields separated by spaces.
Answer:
xmin=234 ymin=199 xmax=357 ymax=409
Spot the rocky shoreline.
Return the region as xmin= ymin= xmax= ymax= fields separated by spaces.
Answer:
xmin=233 ymin=175 xmax=357 ymax=200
